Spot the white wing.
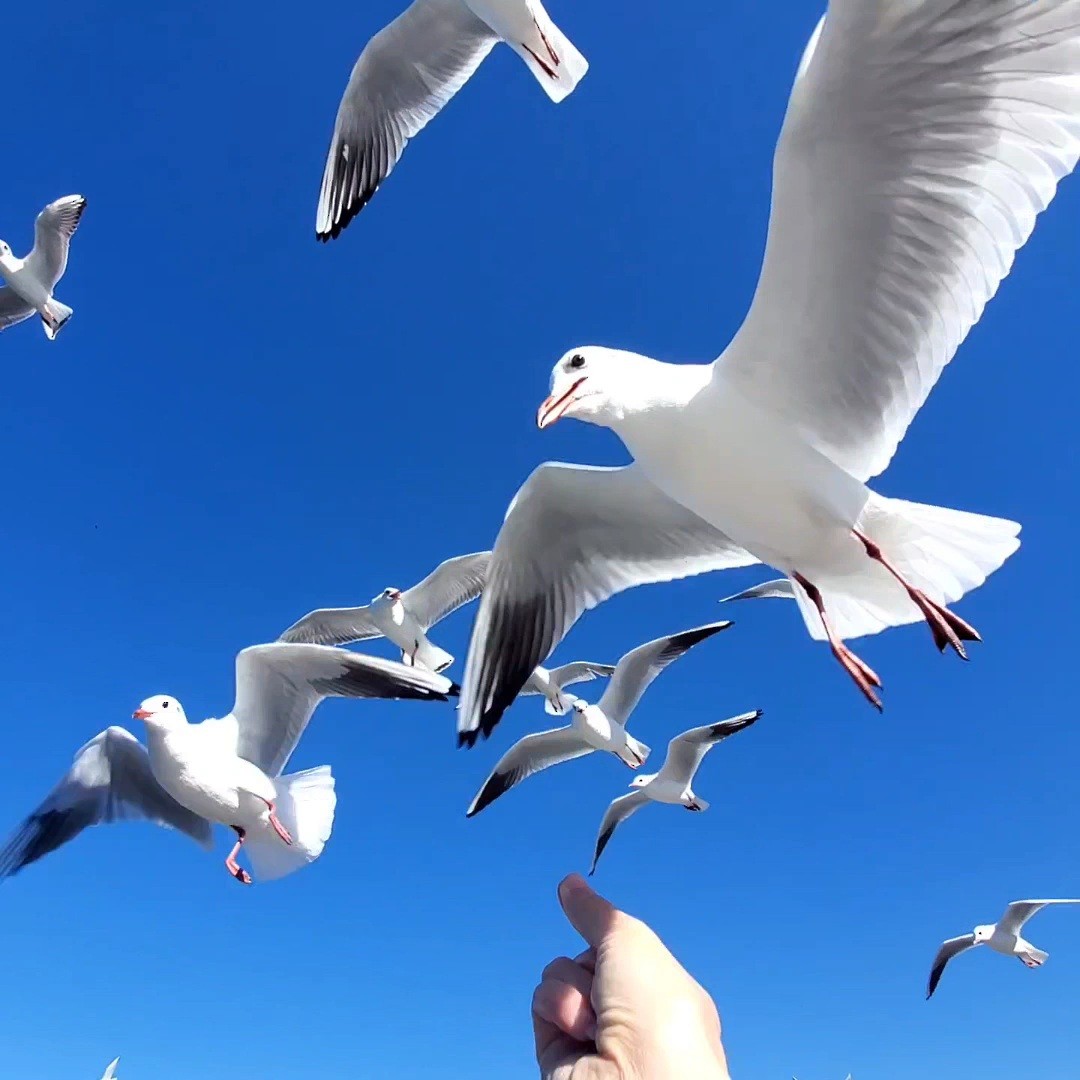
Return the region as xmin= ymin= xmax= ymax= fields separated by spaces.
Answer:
xmin=926 ymin=933 xmax=978 ymax=999
xmin=590 ymin=791 xmax=650 ymax=875
xmin=229 ymin=643 xmax=456 ymax=777
xmin=100 ymin=1058 xmax=120 ymax=1080
xmin=547 ymin=662 xmax=617 ymax=690
xmin=316 ymin=0 xmax=498 ymax=238
xmin=465 ymin=727 xmax=592 ymax=817
xmin=457 ymin=462 xmax=757 ymax=745
xmin=25 ymin=195 xmax=86 ymax=288
xmin=998 ymin=899 xmax=1080 ymax=936
xmin=719 ymin=3 xmax=1080 ymax=482
xmin=277 ymin=604 xmax=381 ymax=645
xmin=720 ymin=578 xmax=795 ymax=603
xmin=660 ymin=711 xmax=763 ymax=784
xmin=402 ymin=550 xmax=490 ymax=629
xmin=598 ymin=621 xmax=732 ymax=727
xmin=0 ymin=728 xmax=212 ymax=879
xmin=0 ymin=288 xmax=34 ymax=332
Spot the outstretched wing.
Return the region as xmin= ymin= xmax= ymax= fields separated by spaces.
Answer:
xmin=0 ymin=727 xmax=211 ymax=879
xmin=0 ymin=288 xmax=34 ymax=332
xmin=26 ymin=195 xmax=86 ymax=287
xmin=548 ymin=662 xmax=617 ymax=690
xmin=661 ymin=711 xmax=763 ymax=784
xmin=590 ymin=791 xmax=650 ymax=875
xmin=402 ymin=551 xmax=490 ymax=630
xmin=926 ymin=934 xmax=977 ymax=999
xmin=998 ymin=899 xmax=1080 ymax=936
xmin=277 ymin=604 xmax=381 ymax=646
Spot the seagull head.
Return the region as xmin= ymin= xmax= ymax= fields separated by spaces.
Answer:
xmin=0 ymin=240 xmax=14 ymax=269
xmin=973 ymin=924 xmax=995 ymax=944
xmin=538 ymin=346 xmax=647 ymax=431
xmin=629 ymin=774 xmax=656 ymax=789
xmin=373 ymin=587 xmax=403 ymax=605
xmin=132 ymin=694 xmax=188 ymax=729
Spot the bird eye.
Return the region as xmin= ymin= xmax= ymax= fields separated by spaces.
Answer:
xmin=162 ymin=700 xmax=170 ymax=709
xmin=569 ymin=353 xmax=585 ymax=370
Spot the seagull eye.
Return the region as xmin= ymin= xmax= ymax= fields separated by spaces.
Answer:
xmin=568 ymin=354 xmax=585 ymax=370
xmin=162 ymin=700 xmax=170 ymax=709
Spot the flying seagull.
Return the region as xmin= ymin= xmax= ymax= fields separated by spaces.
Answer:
xmin=590 ymin=710 xmax=762 ymax=874
xmin=927 ymin=899 xmax=1080 ymax=999
xmin=457 ymin=1 xmax=1080 ymax=742
xmin=466 ymin=621 xmax=732 ymax=817
xmin=316 ymin=0 xmax=587 ymax=239
xmin=520 ymin=660 xmax=617 ymax=715
xmin=0 ymin=645 xmax=456 ymax=885
xmin=0 ymin=195 xmax=86 ymax=339
xmin=279 ymin=551 xmax=489 ymax=673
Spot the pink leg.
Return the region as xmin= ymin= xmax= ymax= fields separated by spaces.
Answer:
xmin=533 ymin=17 xmax=561 ymax=65
xmin=853 ymin=529 xmax=981 ymax=659
xmin=522 ymin=42 xmax=559 ymax=79
xmin=794 ymin=572 xmax=883 ymax=712
xmin=264 ymin=799 xmax=293 ymax=846
xmin=225 ymin=827 xmax=252 ymax=885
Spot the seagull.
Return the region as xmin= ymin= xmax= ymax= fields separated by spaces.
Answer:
xmin=721 ymin=579 xmax=795 ymax=604
xmin=279 ymin=551 xmax=489 ymax=673
xmin=520 ymin=660 xmax=617 ymax=715
xmin=466 ymin=621 xmax=732 ymax=817
xmin=458 ymin=2 xmax=1080 ymax=743
xmin=926 ymin=900 xmax=1080 ymax=999
xmin=0 ymin=644 xmax=456 ymax=885
xmin=589 ymin=710 xmax=762 ymax=874
xmin=99 ymin=1059 xmax=120 ymax=1080
xmin=0 ymin=196 xmax=86 ymax=339
xmin=316 ymin=0 xmax=588 ymax=240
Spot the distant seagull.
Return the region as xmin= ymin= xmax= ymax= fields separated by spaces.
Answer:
xmin=926 ymin=900 xmax=1080 ymax=999
xmin=279 ymin=551 xmax=489 ymax=672
xmin=0 ymin=196 xmax=86 ymax=339
xmin=589 ymin=710 xmax=762 ymax=874
xmin=0 ymin=645 xmax=455 ymax=885
xmin=100 ymin=1059 xmax=120 ymax=1080
xmin=456 ymin=2 xmax=1080 ymax=743
xmin=315 ymin=0 xmax=588 ymax=240
xmin=721 ymin=579 xmax=794 ymax=604
xmin=467 ymin=622 xmax=732 ymax=817
xmin=520 ymin=661 xmax=617 ymax=716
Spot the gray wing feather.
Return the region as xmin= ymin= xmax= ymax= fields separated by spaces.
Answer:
xmin=0 ymin=727 xmax=212 ymax=879
xmin=277 ymin=605 xmax=381 ymax=645
xmin=230 ymin=643 xmax=455 ymax=777
xmin=662 ymin=711 xmax=763 ymax=782
xmin=402 ymin=551 xmax=490 ymax=629
xmin=999 ymin=899 xmax=1080 ymax=936
xmin=720 ymin=579 xmax=795 ymax=603
xmin=548 ymin=662 xmax=617 ymax=690
xmin=598 ymin=622 xmax=732 ymax=727
xmin=590 ymin=791 xmax=650 ymax=875
xmin=0 ymin=288 xmax=34 ymax=332
xmin=926 ymin=934 xmax=978 ymax=999
xmin=26 ymin=195 xmax=86 ymax=287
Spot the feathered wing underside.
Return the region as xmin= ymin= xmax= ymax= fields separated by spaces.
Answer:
xmin=277 ymin=604 xmax=381 ymax=646
xmin=549 ymin=662 xmax=617 ymax=689
xmin=661 ymin=711 xmax=763 ymax=782
xmin=457 ymin=462 xmax=757 ymax=745
xmin=590 ymin=791 xmax=649 ymax=874
xmin=0 ymin=288 xmax=35 ymax=332
xmin=402 ymin=550 xmax=491 ymax=629
xmin=230 ymin=643 xmax=454 ymax=777
xmin=26 ymin=195 xmax=86 ymax=287
xmin=719 ymin=2 xmax=1080 ymax=482
xmin=998 ymin=899 xmax=1080 ymax=935
xmin=316 ymin=0 xmax=498 ymax=239
xmin=597 ymin=622 xmax=732 ymax=726
xmin=926 ymin=933 xmax=977 ymax=998
xmin=0 ymin=727 xmax=212 ymax=879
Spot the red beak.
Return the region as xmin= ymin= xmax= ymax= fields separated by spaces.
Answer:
xmin=537 ymin=377 xmax=587 ymax=430
xmin=132 ymin=709 xmax=153 ymax=720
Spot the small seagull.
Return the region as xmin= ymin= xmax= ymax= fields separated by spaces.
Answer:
xmin=589 ymin=710 xmax=762 ymax=874
xmin=278 ymin=551 xmax=489 ymax=672
xmin=520 ymin=660 xmax=617 ymax=715
xmin=466 ymin=622 xmax=734 ymax=819
xmin=0 ymin=196 xmax=86 ymax=339
xmin=926 ymin=899 xmax=1080 ymax=999
xmin=0 ymin=644 xmax=456 ymax=886
xmin=316 ymin=0 xmax=588 ymax=240
xmin=721 ymin=579 xmax=795 ymax=604
xmin=100 ymin=1059 xmax=120 ymax=1080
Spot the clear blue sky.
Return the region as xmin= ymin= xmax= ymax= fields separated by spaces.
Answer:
xmin=2 ymin=1 xmax=1079 ymax=1077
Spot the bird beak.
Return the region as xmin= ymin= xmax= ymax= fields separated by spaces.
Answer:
xmin=537 ymin=377 xmax=587 ymax=430
xmin=132 ymin=708 xmax=153 ymax=720
xmin=389 ymin=590 xmax=402 ymax=600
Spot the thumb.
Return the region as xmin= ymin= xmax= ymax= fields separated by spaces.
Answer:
xmin=558 ymin=873 xmax=618 ymax=948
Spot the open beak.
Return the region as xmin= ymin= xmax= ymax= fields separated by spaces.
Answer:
xmin=132 ymin=708 xmax=153 ymax=720
xmin=537 ymin=377 xmax=586 ymax=430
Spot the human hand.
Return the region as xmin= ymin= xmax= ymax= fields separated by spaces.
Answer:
xmin=532 ymin=873 xmax=730 ymax=1080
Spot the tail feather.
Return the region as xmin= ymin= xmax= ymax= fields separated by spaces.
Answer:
xmin=404 ymin=640 xmax=454 ymax=674
xmin=616 ymin=735 xmax=651 ymax=768
xmin=510 ymin=1 xmax=588 ymax=103
xmin=245 ymin=766 xmax=336 ymax=882
xmin=793 ymin=495 xmax=1020 ymax=642
xmin=41 ymin=300 xmax=73 ymax=340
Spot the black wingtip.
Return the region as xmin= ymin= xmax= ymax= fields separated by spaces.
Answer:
xmin=457 ymin=729 xmax=479 ymax=750
xmin=448 ymin=681 xmax=462 ymax=698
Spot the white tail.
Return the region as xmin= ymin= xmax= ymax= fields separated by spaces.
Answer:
xmin=617 ymin=735 xmax=652 ymax=768
xmin=509 ymin=1 xmax=588 ymax=103
xmin=41 ymin=299 xmax=73 ymax=340
xmin=545 ymin=690 xmax=573 ymax=716
xmin=791 ymin=494 xmax=1021 ymax=641
xmin=245 ymin=766 xmax=336 ymax=881
xmin=405 ymin=639 xmax=454 ymax=674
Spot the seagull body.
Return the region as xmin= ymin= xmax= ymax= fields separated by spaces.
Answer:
xmin=590 ymin=710 xmax=762 ymax=873
xmin=926 ymin=900 xmax=1080 ymax=999
xmin=279 ymin=551 xmax=489 ymax=673
xmin=0 ymin=196 xmax=86 ymax=339
xmin=458 ymin=1 xmax=1080 ymax=743
xmin=0 ymin=644 xmax=456 ymax=885
xmin=520 ymin=661 xmax=617 ymax=715
xmin=316 ymin=0 xmax=587 ymax=239
xmin=467 ymin=622 xmax=731 ymax=817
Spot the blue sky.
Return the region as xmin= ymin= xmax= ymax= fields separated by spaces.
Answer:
xmin=2 ymin=1 xmax=1079 ymax=1076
